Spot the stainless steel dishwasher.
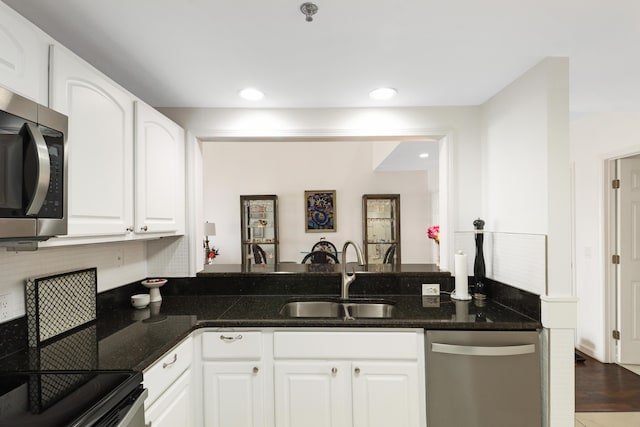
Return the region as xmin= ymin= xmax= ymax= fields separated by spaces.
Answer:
xmin=426 ymin=330 xmax=541 ymax=427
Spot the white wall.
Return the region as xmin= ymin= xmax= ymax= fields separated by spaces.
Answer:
xmin=202 ymin=140 xmax=431 ymax=263
xmin=481 ymin=72 xmax=549 ymax=234
xmin=480 ymin=57 xmax=571 ymax=297
xmin=160 ymin=105 xmax=483 ymax=269
xmin=571 ymin=112 xmax=640 ymax=362
xmin=480 ymin=57 xmax=573 ymax=427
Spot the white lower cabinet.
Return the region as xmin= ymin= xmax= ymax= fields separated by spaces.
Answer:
xmin=143 ymin=336 xmax=194 ymax=427
xmin=146 ymin=368 xmax=195 ymax=427
xmin=273 ymin=360 xmax=421 ymax=427
xmin=351 ymin=362 xmax=422 ymax=427
xmin=196 ymin=328 xmax=425 ymax=427
xmin=201 ymin=331 xmax=271 ymax=427
xmin=274 ymin=361 xmax=352 ymax=427
xmin=272 ymin=330 xmax=425 ymax=427
xmin=203 ymin=362 xmax=267 ymax=427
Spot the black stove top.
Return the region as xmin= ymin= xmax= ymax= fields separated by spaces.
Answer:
xmin=0 ymin=370 xmax=142 ymax=427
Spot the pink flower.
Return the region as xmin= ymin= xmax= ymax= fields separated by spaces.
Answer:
xmin=427 ymin=225 xmax=440 ymax=244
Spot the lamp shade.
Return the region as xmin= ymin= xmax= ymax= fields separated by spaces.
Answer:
xmin=204 ymin=222 xmax=216 ymax=236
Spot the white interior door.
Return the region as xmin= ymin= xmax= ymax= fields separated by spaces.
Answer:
xmin=617 ymin=157 xmax=640 ymax=364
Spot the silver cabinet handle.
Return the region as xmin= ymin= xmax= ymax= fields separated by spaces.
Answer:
xmin=431 ymin=342 xmax=535 ymax=357
xmin=219 ymin=334 xmax=243 ymax=342
xmin=24 ymin=123 xmax=51 ymax=216
xmin=140 ymin=225 xmax=148 ymax=232
xmin=354 ymin=367 xmax=360 ymax=376
xmin=162 ymin=354 xmax=177 ymax=368
xmin=253 ymin=366 xmax=259 ymax=374
xmin=331 ymin=367 xmax=338 ymax=376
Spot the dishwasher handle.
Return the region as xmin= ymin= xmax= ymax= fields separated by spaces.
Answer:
xmin=431 ymin=342 xmax=535 ymax=357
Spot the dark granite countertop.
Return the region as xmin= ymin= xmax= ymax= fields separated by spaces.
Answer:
xmin=0 ymin=273 xmax=541 ymax=375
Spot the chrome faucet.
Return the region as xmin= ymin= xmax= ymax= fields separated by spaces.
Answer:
xmin=341 ymin=240 xmax=365 ymax=300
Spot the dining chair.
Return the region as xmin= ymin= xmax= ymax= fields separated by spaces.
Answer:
xmin=252 ymin=244 xmax=267 ymax=264
xmin=383 ymin=244 xmax=396 ymax=264
xmin=301 ymin=250 xmax=339 ymax=264
xmin=311 ymin=240 xmax=338 ymax=256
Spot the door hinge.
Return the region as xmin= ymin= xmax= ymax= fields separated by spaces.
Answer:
xmin=613 ymin=330 xmax=620 ymax=340
xmin=612 ymin=179 xmax=620 ymax=189
xmin=612 ymin=254 xmax=620 ymax=264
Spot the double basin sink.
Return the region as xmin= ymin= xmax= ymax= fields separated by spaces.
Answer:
xmin=280 ymin=298 xmax=396 ymax=319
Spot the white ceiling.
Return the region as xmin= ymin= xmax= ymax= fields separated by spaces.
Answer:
xmin=4 ymin=0 xmax=640 ymax=112
xmin=376 ymin=141 xmax=439 ymax=172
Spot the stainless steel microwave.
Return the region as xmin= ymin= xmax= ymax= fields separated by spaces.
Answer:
xmin=0 ymin=86 xmax=68 ymax=248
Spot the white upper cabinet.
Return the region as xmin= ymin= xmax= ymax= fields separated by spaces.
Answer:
xmin=49 ymin=44 xmax=135 ymax=237
xmin=0 ymin=6 xmax=185 ymax=244
xmin=0 ymin=2 xmax=49 ymax=104
xmin=134 ymin=101 xmax=185 ymax=235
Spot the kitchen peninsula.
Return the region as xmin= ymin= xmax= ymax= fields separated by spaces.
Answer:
xmin=0 ymin=270 xmax=542 ymax=426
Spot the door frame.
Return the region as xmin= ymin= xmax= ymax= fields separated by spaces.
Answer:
xmin=604 ymin=157 xmax=618 ymax=363
xmin=605 ymin=152 xmax=640 ymax=363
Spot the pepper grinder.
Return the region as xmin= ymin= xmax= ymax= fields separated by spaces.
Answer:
xmin=473 ymin=218 xmax=487 ymax=299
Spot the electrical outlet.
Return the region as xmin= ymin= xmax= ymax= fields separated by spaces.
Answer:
xmin=115 ymin=248 xmax=124 ymax=267
xmin=422 ymin=284 xmax=440 ymax=295
xmin=0 ymin=293 xmax=10 ymax=321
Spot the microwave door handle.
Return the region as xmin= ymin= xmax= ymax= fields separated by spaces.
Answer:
xmin=24 ymin=123 xmax=50 ymax=216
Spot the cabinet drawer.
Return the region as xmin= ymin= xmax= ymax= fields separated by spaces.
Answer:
xmin=202 ymin=331 xmax=263 ymax=360
xmin=143 ymin=336 xmax=193 ymax=407
xmin=273 ymin=331 xmax=419 ymax=360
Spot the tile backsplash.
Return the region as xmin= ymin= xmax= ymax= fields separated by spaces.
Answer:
xmin=0 ymin=241 xmax=147 ymax=323
xmin=454 ymin=231 xmax=546 ymax=295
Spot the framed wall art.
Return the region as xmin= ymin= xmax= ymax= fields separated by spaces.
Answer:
xmin=304 ymin=190 xmax=336 ymax=232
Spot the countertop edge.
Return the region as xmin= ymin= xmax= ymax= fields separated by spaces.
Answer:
xmin=133 ymin=318 xmax=542 ymax=372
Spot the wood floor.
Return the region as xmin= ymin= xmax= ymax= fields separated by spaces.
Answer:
xmin=575 ymin=351 xmax=640 ymax=412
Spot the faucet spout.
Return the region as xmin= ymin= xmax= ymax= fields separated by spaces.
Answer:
xmin=341 ymin=240 xmax=365 ymax=300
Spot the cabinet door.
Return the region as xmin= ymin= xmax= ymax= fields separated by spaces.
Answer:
xmin=134 ymin=101 xmax=185 ymax=234
xmin=203 ymin=362 xmax=267 ymax=427
xmin=274 ymin=361 xmax=351 ymax=427
xmin=351 ymin=362 xmax=422 ymax=427
xmin=0 ymin=2 xmax=48 ymax=104
xmin=49 ymin=44 xmax=134 ymax=236
xmin=145 ymin=368 xmax=194 ymax=427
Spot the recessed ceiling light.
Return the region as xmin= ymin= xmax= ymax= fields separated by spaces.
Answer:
xmin=419 ymin=153 xmax=430 ymax=158
xmin=239 ymin=88 xmax=264 ymax=101
xmin=369 ymin=87 xmax=397 ymax=100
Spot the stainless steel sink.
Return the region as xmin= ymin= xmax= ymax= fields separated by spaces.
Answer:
xmin=279 ymin=300 xmax=340 ymax=318
xmin=279 ymin=299 xmax=396 ymax=319
xmin=347 ymin=302 xmax=395 ymax=318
